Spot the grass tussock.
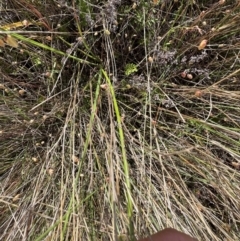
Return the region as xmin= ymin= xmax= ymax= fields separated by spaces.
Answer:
xmin=0 ymin=0 xmax=240 ymax=240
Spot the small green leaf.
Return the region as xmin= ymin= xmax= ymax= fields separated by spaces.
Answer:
xmin=124 ymin=63 xmax=138 ymax=76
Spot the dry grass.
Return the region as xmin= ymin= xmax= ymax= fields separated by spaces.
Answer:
xmin=0 ymin=0 xmax=240 ymax=240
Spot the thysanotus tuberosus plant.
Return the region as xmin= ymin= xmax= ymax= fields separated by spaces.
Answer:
xmin=0 ymin=0 xmax=240 ymax=240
